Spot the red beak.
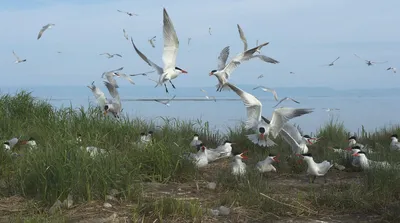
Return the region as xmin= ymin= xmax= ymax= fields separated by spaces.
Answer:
xmin=21 ymin=140 xmax=28 ymax=145
xmin=307 ymin=139 xmax=313 ymax=145
xmin=273 ymin=156 xmax=280 ymax=163
xmin=259 ymin=133 xmax=265 ymax=140
xmin=182 ymin=70 xmax=188 ymax=74
xmin=209 ymin=72 xmax=213 ymax=76
xmin=352 ymin=153 xmax=359 ymax=157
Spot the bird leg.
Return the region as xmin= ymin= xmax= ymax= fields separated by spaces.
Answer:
xmin=169 ymin=80 xmax=176 ymax=89
xmin=312 ymin=175 xmax=316 ymax=183
xmin=324 ymin=175 xmax=327 ymax=184
xmin=164 ymin=84 xmax=169 ymax=93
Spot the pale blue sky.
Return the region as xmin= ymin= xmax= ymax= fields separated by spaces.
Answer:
xmin=1 ymin=0 xmax=400 ymax=89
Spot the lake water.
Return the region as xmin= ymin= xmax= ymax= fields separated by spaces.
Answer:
xmin=1 ymin=85 xmax=400 ymax=135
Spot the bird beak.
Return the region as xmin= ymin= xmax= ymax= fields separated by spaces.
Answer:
xmin=273 ymin=156 xmax=280 ymax=163
xmin=209 ymin=72 xmax=213 ymax=76
xmin=259 ymin=133 xmax=265 ymax=140
xmin=352 ymin=153 xmax=359 ymax=157
xmin=182 ymin=70 xmax=188 ymax=74
xmin=307 ymin=139 xmax=313 ymax=145
xmin=20 ymin=140 xmax=28 ymax=145
xmin=240 ymin=153 xmax=248 ymax=160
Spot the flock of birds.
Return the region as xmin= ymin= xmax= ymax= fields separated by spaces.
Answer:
xmin=6 ymin=7 xmax=400 ymax=183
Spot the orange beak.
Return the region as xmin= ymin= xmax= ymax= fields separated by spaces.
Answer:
xmin=21 ymin=140 xmax=28 ymax=145
xmin=240 ymin=150 xmax=249 ymax=159
xmin=259 ymin=133 xmax=265 ymax=140
xmin=352 ymin=153 xmax=359 ymax=157
xmin=182 ymin=70 xmax=188 ymax=74
xmin=273 ymin=156 xmax=280 ymax=163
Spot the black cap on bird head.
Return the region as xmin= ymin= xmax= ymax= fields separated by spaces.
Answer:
xmin=223 ymin=140 xmax=232 ymax=144
xmin=4 ymin=141 xmax=10 ymax=145
xmin=148 ymin=131 xmax=153 ymax=135
xmin=391 ymin=134 xmax=398 ymax=138
xmin=104 ymin=105 xmax=109 ymax=111
xmin=303 ymin=135 xmax=311 ymax=139
xmin=258 ymin=127 xmax=266 ymax=133
xmin=193 ymin=133 xmax=199 ymax=137
xmin=140 ymin=132 xmax=145 ymax=136
xmin=348 ymin=136 xmax=356 ymax=140
xmin=28 ymin=137 xmax=35 ymax=141
xmin=352 ymin=145 xmax=361 ymax=150
xmin=175 ymin=67 xmax=187 ymax=73
xmin=77 ymin=133 xmax=82 ymax=137
xmin=357 ymin=151 xmax=366 ymax=155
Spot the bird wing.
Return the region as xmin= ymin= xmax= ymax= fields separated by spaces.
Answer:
xmin=123 ymin=29 xmax=128 ymax=39
xmin=130 ymin=38 xmax=163 ymax=75
xmin=12 ymin=51 xmax=20 ymax=60
xmin=270 ymin=108 xmax=314 ymax=138
xmin=117 ymin=9 xmax=126 ymax=13
xmin=162 ymin=8 xmax=179 ymax=72
xmin=272 ymin=98 xmax=286 ymax=108
xmin=217 ymin=46 xmax=230 ymax=70
xmin=104 ymin=81 xmax=120 ymax=99
xmin=253 ymin=86 xmax=279 ymax=101
xmin=372 ymin=60 xmax=388 ymax=64
xmin=331 ymin=56 xmax=340 ymax=63
xmin=87 ymin=83 xmax=107 ymax=108
xmin=118 ymin=73 xmax=135 ymax=85
xmin=226 ymin=82 xmax=262 ymax=129
xmin=114 ymin=54 xmax=122 ymax=57
xmin=279 ymin=127 xmax=301 ymax=152
xmin=237 ymin=24 xmax=248 ymax=51
xmin=251 ymin=55 xmax=280 ymax=64
xmin=354 ymin=53 xmax=367 ymax=62
xmin=129 ymin=70 xmax=155 ymax=76
xmin=166 ymin=95 xmax=176 ymax=103
xmin=281 ymin=123 xmax=304 ymax=145
xmin=288 ymin=97 xmax=300 ymax=104
xmin=37 ymin=25 xmax=48 ymax=40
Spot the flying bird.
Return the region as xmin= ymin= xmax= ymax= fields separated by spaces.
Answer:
xmin=37 ymin=23 xmax=55 ymax=40
xmin=208 ymin=27 xmax=212 ymax=35
xmin=188 ymin=37 xmax=192 ymax=46
xmin=290 ymin=71 xmax=295 ymax=74
xmin=117 ymin=9 xmax=138 ymax=16
xmin=101 ymin=67 xmax=124 ymax=88
xmin=252 ymin=86 xmax=279 ymax=101
xmin=130 ymin=8 xmax=188 ymax=94
xmin=226 ymin=82 xmax=313 ymax=147
xmin=123 ymin=29 xmax=129 ymax=40
xmin=257 ymin=74 xmax=264 ymax=79
xmin=99 ymin=53 xmax=122 ymax=59
xmin=87 ymin=81 xmax=107 ymax=109
xmin=114 ymin=72 xmax=135 ymax=85
xmin=273 ymin=97 xmax=300 ymax=108
xmin=200 ymin=89 xmax=217 ymax=102
xmin=210 ymin=43 xmax=271 ymax=92
xmin=129 ymin=70 xmax=155 ymax=77
xmin=324 ymin=56 xmax=340 ymax=66
xmin=103 ymin=81 xmax=122 ymax=118
xmin=354 ymin=53 xmax=388 ymax=66
xmin=12 ymin=51 xmax=26 ymax=63
xmin=387 ymin=67 xmax=397 ymax=73
xmin=148 ymin=36 xmax=156 ymax=48
xmin=154 ymin=95 xmax=176 ymax=107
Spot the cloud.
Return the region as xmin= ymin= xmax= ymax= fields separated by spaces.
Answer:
xmin=0 ymin=0 xmax=399 ymax=88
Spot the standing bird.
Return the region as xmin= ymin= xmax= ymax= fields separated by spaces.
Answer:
xmin=117 ymin=9 xmax=138 ymax=16
xmin=123 ymin=29 xmax=129 ymax=40
xmin=12 ymin=51 xmax=27 ymax=63
xmin=231 ymin=151 xmax=248 ymax=176
xmin=390 ymin=134 xmax=400 ymax=151
xmin=190 ymin=134 xmax=203 ymax=150
xmin=101 ymin=67 xmax=124 ymax=88
xmin=37 ymin=23 xmax=55 ymax=40
xmin=323 ymin=56 xmax=340 ymax=66
xmin=210 ymin=43 xmax=271 ymax=92
xmin=154 ymin=95 xmax=176 ymax=107
xmin=272 ymin=97 xmax=300 ymax=108
xmin=387 ymin=67 xmax=397 ymax=73
xmin=131 ymin=8 xmax=188 ymax=94
xmin=87 ymin=81 xmax=107 ymax=109
xmin=256 ymin=153 xmax=280 ymax=173
xmin=298 ymin=153 xmax=333 ymax=183
xmin=148 ymin=36 xmax=156 ymax=48
xmin=103 ymin=81 xmax=122 ymax=118
xmin=226 ymin=82 xmax=314 ymax=147
xmin=99 ymin=53 xmax=122 ymax=59
xmin=354 ymin=53 xmax=388 ymax=66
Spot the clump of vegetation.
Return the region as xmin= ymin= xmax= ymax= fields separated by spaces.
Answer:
xmin=1 ymin=91 xmax=400 ymax=222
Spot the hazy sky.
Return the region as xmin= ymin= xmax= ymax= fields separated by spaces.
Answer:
xmin=1 ymin=0 xmax=400 ymax=89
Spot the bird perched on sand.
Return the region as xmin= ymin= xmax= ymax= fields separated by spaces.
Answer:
xmin=117 ymin=9 xmax=138 ymax=16
xmin=298 ymin=153 xmax=333 ymax=183
xmin=100 ymin=53 xmax=122 ymax=59
xmin=37 ymin=23 xmax=55 ymax=40
xmin=12 ymin=51 xmax=26 ymax=63
xmin=256 ymin=153 xmax=280 ymax=173
xmin=231 ymin=151 xmax=248 ymax=176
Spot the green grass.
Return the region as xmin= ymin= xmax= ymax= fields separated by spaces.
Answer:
xmin=1 ymin=91 xmax=400 ymax=222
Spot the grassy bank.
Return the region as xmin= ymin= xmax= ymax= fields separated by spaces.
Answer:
xmin=1 ymin=91 xmax=400 ymax=222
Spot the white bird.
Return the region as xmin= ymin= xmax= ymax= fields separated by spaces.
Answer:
xmin=123 ymin=29 xmax=129 ymax=40
xmin=190 ymin=134 xmax=203 ymax=150
xmin=208 ymin=27 xmax=212 ymax=35
xmin=13 ymin=51 xmax=26 ymax=63
xmin=154 ymin=95 xmax=176 ymax=107
xmin=273 ymin=97 xmax=300 ymax=108
xmin=348 ymin=136 xmax=364 ymax=149
xmin=100 ymin=53 xmax=122 ymax=59
xmin=210 ymin=140 xmax=234 ymax=158
xmin=187 ymin=144 xmax=209 ymax=168
xmin=279 ymin=123 xmax=315 ymax=154
xmin=390 ymin=134 xmax=400 ymax=151
xmin=103 ymin=81 xmax=122 ymax=118
xmin=87 ymin=81 xmax=107 ymax=109
xmin=3 ymin=142 xmax=11 ymax=151
xmin=21 ymin=137 xmax=37 ymax=150
xmin=6 ymin=137 xmax=19 ymax=149
xmin=252 ymin=86 xmax=279 ymax=101
xmin=210 ymin=43 xmax=270 ymax=92
xmin=86 ymin=146 xmax=107 ymax=157
xmin=145 ymin=131 xmax=154 ymax=144
xmin=387 ymin=67 xmax=397 ymax=73
xmin=298 ymin=153 xmax=333 ymax=183
xmin=114 ymin=72 xmax=135 ymax=85
xmin=324 ymin=56 xmax=340 ymax=66
xmin=226 ymin=82 xmax=314 ymax=147
xmin=354 ymin=53 xmax=388 ymax=66
xmin=129 ymin=70 xmax=155 ymax=77
xmin=236 ymin=24 xmax=279 ymax=63
xmin=352 ymin=151 xmax=391 ymax=170
xmin=148 ymin=36 xmax=156 ymax=48
xmin=101 ymin=67 xmax=124 ymax=88
xmin=117 ymin=9 xmax=138 ymax=16
xmin=231 ymin=151 xmax=248 ymax=176
xmin=200 ymin=89 xmax=216 ymax=102
xmin=37 ymin=23 xmax=55 ymax=40
xmin=257 ymin=74 xmax=264 ymax=79
xmin=131 ymin=9 xmax=188 ymax=94
xmin=256 ymin=153 xmax=280 ymax=173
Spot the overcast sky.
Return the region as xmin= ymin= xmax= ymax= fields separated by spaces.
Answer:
xmin=1 ymin=0 xmax=399 ymax=89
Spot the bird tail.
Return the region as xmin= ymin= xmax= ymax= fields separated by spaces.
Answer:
xmin=246 ymin=134 xmax=276 ymax=147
